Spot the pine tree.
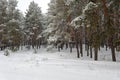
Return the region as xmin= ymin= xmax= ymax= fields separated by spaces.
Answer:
xmin=7 ymin=0 xmax=23 ymax=51
xmin=44 ymin=0 xmax=70 ymax=51
xmin=0 ymin=0 xmax=8 ymax=50
xmin=24 ymin=1 xmax=42 ymax=49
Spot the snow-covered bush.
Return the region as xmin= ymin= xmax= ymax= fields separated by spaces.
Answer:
xmin=25 ymin=45 xmax=31 ymax=50
xmin=4 ymin=48 xmax=10 ymax=56
xmin=10 ymin=47 xmax=18 ymax=52
xmin=33 ymin=48 xmax=37 ymax=54
xmin=46 ymin=45 xmax=54 ymax=51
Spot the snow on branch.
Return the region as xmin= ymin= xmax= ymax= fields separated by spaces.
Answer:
xmin=70 ymin=14 xmax=85 ymax=29
xmin=83 ymin=2 xmax=98 ymax=14
xmin=64 ymin=0 xmax=75 ymax=5
xmin=70 ymin=2 xmax=98 ymax=29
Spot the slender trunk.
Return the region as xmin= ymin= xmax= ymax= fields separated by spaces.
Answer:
xmin=101 ymin=0 xmax=108 ymax=17
xmin=75 ymin=30 xmax=80 ymax=58
xmin=111 ymin=46 xmax=116 ymax=61
xmin=69 ymin=43 xmax=72 ymax=53
xmin=79 ymin=40 xmax=83 ymax=57
xmin=76 ymin=41 xmax=80 ymax=58
xmin=90 ymin=46 xmax=93 ymax=58
xmin=94 ymin=47 xmax=98 ymax=61
xmin=58 ymin=46 xmax=60 ymax=52
xmin=87 ymin=44 xmax=89 ymax=56
xmin=61 ymin=43 xmax=64 ymax=50
xmin=70 ymin=47 xmax=72 ymax=53
xmin=110 ymin=38 xmax=116 ymax=61
xmin=106 ymin=44 xmax=108 ymax=51
xmin=66 ymin=43 xmax=68 ymax=49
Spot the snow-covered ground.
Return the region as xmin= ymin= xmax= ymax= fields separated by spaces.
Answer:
xmin=0 ymin=47 xmax=120 ymax=80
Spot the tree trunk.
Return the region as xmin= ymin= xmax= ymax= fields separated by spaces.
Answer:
xmin=58 ymin=46 xmax=60 ymax=52
xmin=69 ymin=43 xmax=72 ymax=53
xmin=66 ymin=43 xmax=68 ymax=49
xmin=79 ymin=40 xmax=83 ymax=57
xmin=87 ymin=44 xmax=89 ymax=56
xmin=94 ymin=47 xmax=98 ymax=61
xmin=75 ymin=31 xmax=80 ymax=58
xmin=110 ymin=38 xmax=116 ymax=61
xmin=90 ymin=46 xmax=93 ymax=58
xmin=106 ymin=44 xmax=108 ymax=51
xmin=76 ymin=41 xmax=80 ymax=58
xmin=109 ymin=36 xmax=116 ymax=61
xmin=111 ymin=46 xmax=116 ymax=61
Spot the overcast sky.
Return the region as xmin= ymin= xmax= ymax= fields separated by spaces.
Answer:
xmin=17 ymin=0 xmax=50 ymax=14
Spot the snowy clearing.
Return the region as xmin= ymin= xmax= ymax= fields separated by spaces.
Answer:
xmin=0 ymin=48 xmax=120 ymax=80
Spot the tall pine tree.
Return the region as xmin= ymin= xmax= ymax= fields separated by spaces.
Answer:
xmin=24 ymin=1 xmax=42 ymax=48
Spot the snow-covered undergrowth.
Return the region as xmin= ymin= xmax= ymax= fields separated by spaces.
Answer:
xmin=0 ymin=47 xmax=120 ymax=80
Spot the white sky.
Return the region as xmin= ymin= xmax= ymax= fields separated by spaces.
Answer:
xmin=17 ymin=0 xmax=50 ymax=14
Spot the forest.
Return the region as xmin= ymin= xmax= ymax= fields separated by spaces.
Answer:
xmin=0 ymin=0 xmax=120 ymax=62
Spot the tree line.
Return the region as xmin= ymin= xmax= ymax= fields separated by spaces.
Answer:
xmin=0 ymin=0 xmax=120 ymax=61
xmin=0 ymin=0 xmax=43 ymax=51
